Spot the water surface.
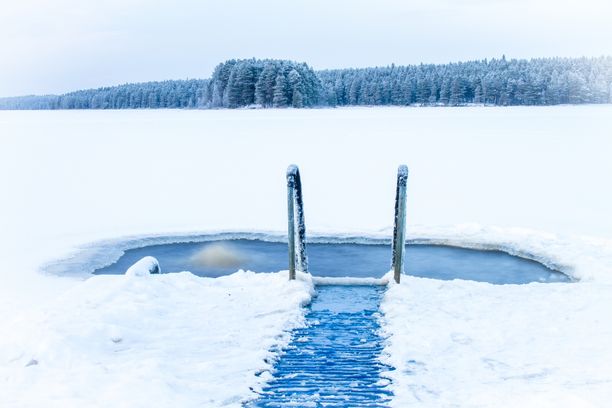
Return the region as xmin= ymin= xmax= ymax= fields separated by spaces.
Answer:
xmin=94 ymin=239 xmax=569 ymax=284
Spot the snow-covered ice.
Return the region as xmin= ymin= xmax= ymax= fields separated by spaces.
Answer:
xmin=0 ymin=269 xmax=313 ymax=407
xmin=1 ymin=106 xmax=612 ymax=406
xmin=380 ymin=275 xmax=612 ymax=407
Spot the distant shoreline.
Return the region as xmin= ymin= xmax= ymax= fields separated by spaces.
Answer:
xmin=1 ymin=56 xmax=611 ymax=110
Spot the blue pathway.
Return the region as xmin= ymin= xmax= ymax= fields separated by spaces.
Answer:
xmin=248 ymin=285 xmax=393 ymax=407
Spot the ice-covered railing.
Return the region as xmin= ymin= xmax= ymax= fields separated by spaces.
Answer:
xmin=286 ymin=164 xmax=409 ymax=283
xmin=287 ymin=165 xmax=308 ymax=280
xmin=392 ymin=165 xmax=408 ymax=283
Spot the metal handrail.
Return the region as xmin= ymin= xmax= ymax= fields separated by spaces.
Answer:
xmin=287 ymin=165 xmax=308 ymax=279
xmin=392 ymin=165 xmax=408 ymax=283
xmin=287 ymin=164 xmax=407 ymax=283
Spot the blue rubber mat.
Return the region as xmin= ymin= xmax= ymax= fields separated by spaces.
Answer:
xmin=247 ymin=285 xmax=393 ymax=407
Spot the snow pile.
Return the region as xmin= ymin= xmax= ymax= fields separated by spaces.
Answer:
xmin=0 ymin=270 xmax=314 ymax=407
xmin=380 ymin=274 xmax=612 ymax=407
xmin=125 ymin=255 xmax=161 ymax=276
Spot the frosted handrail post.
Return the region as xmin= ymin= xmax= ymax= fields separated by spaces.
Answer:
xmin=392 ymin=165 xmax=408 ymax=284
xmin=287 ymin=165 xmax=308 ymax=280
xmin=287 ymin=166 xmax=296 ymax=280
xmin=293 ymin=167 xmax=308 ymax=274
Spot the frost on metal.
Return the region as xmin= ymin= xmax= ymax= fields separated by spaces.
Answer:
xmin=396 ymin=164 xmax=408 ymax=185
xmin=287 ymin=165 xmax=308 ymax=279
xmin=392 ymin=165 xmax=408 ymax=283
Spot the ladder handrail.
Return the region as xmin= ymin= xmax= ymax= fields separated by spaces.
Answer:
xmin=287 ymin=164 xmax=408 ymax=283
xmin=287 ymin=165 xmax=308 ymax=279
xmin=392 ymin=165 xmax=408 ymax=283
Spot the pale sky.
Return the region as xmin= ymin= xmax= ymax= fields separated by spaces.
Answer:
xmin=0 ymin=0 xmax=611 ymax=97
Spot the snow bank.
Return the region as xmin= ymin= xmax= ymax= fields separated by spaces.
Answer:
xmin=0 ymin=270 xmax=314 ymax=407
xmin=125 ymin=255 xmax=161 ymax=276
xmin=380 ymin=274 xmax=612 ymax=407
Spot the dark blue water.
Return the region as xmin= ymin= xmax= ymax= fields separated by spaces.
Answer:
xmin=247 ymin=285 xmax=392 ymax=408
xmin=94 ymin=239 xmax=569 ymax=284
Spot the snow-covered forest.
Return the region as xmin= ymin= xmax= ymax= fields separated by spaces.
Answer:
xmin=319 ymin=56 xmax=612 ymax=106
xmin=1 ymin=56 xmax=611 ymax=109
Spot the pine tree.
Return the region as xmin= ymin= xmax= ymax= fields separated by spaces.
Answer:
xmin=474 ymin=85 xmax=483 ymax=104
xmin=567 ymin=72 xmax=589 ymax=104
xmin=348 ymin=78 xmax=361 ymax=105
xmin=255 ymin=63 xmax=278 ymax=107
xmin=288 ymin=69 xmax=304 ymax=108
xmin=439 ymin=79 xmax=450 ymax=105
xmin=292 ymin=90 xmax=304 ymax=108
xmin=273 ymin=74 xmax=288 ymax=107
xmin=416 ymin=76 xmax=430 ymax=104
xmin=238 ymin=63 xmax=258 ymax=106
xmin=449 ymin=79 xmax=462 ymax=106
xmin=225 ymin=69 xmax=242 ymax=108
xmin=428 ymin=81 xmax=438 ymax=104
xmin=211 ymin=82 xmax=223 ymax=107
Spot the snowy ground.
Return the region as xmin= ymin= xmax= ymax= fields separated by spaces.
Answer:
xmin=381 ymin=275 xmax=612 ymax=407
xmin=0 ymin=270 xmax=313 ymax=407
xmin=1 ymin=106 xmax=612 ymax=406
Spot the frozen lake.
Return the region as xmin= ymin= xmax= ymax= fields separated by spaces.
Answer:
xmin=2 ymin=106 xmax=612 ymax=246
xmin=1 ymin=107 xmax=611 ymax=407
xmin=2 ymin=105 xmax=608 ymax=313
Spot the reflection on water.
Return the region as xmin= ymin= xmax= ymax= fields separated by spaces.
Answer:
xmin=189 ymin=242 xmax=249 ymax=268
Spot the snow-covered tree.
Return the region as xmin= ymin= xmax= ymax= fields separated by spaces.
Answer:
xmin=273 ymin=74 xmax=289 ymax=107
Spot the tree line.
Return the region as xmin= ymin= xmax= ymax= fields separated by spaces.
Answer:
xmin=0 ymin=80 xmax=208 ymax=110
xmin=1 ymin=56 xmax=611 ymax=109
xmin=203 ymin=59 xmax=321 ymax=108
xmin=319 ymin=56 xmax=612 ymax=106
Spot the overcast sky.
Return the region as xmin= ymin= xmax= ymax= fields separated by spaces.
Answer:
xmin=0 ymin=0 xmax=611 ymax=97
